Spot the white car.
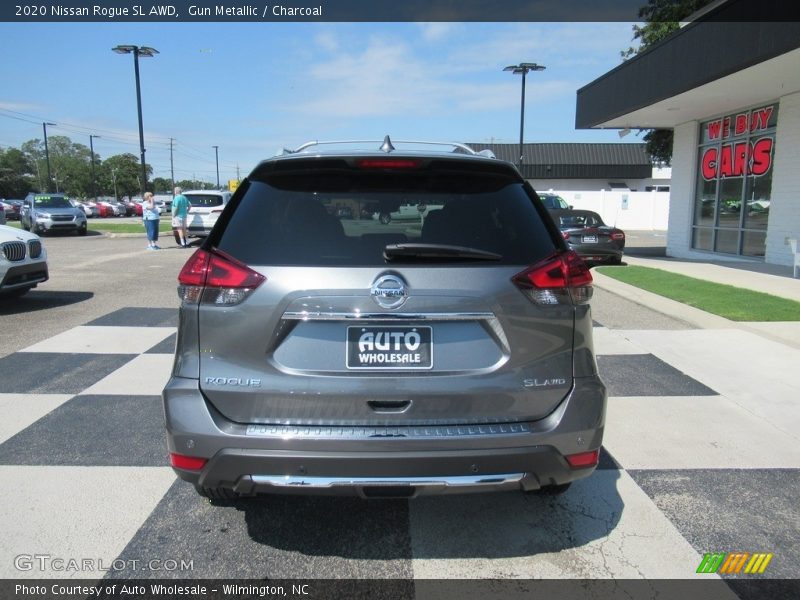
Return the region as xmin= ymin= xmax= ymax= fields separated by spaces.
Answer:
xmin=0 ymin=224 xmax=48 ymax=297
xmin=184 ymin=190 xmax=232 ymax=237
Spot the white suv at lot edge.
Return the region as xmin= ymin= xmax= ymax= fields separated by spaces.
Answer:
xmin=0 ymin=224 xmax=48 ymax=297
xmin=183 ymin=190 xmax=232 ymax=237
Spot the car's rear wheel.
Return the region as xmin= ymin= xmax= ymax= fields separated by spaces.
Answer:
xmin=194 ymin=485 xmax=241 ymax=501
xmin=528 ymin=482 xmax=572 ymax=495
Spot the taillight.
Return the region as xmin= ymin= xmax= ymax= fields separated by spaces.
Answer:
xmin=356 ymin=158 xmax=421 ymax=169
xmin=565 ymin=449 xmax=600 ymax=469
xmin=177 ymin=247 xmax=265 ymax=306
xmin=561 ymin=231 xmax=570 ymax=240
xmin=512 ymin=250 xmax=593 ymax=305
xmin=169 ymin=453 xmax=207 ymax=471
xmin=610 ymin=231 xmax=625 ymax=241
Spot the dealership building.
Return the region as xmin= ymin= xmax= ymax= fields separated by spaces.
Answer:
xmin=576 ymin=0 xmax=800 ymax=266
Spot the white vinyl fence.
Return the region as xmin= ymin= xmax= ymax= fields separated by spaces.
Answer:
xmin=547 ymin=190 xmax=670 ymax=230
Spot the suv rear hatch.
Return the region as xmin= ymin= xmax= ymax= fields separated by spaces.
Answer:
xmin=181 ymin=155 xmax=590 ymax=427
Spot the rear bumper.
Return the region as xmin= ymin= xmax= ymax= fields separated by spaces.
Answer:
xmin=163 ymin=376 xmax=606 ymax=496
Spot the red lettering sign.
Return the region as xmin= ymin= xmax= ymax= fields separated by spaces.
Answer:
xmin=751 ymin=137 xmax=773 ymax=176
xmin=735 ymin=113 xmax=748 ymax=136
xmin=700 ymin=137 xmax=773 ymax=180
xmin=707 ymin=121 xmax=722 ymax=140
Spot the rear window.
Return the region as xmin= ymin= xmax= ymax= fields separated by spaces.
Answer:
xmin=214 ymin=162 xmax=557 ymax=266
xmin=185 ymin=193 xmax=224 ymax=208
xmin=558 ymin=212 xmax=604 ymax=228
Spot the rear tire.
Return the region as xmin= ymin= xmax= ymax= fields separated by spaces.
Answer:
xmin=528 ymin=482 xmax=572 ymax=495
xmin=194 ymin=485 xmax=240 ymax=501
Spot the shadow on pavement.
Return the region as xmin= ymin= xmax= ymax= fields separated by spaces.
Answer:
xmin=0 ymin=290 xmax=94 ymax=314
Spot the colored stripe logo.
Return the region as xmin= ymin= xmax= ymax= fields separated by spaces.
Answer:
xmin=697 ymin=552 xmax=773 ymax=574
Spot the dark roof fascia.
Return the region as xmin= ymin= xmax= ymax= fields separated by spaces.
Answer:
xmin=575 ymin=0 xmax=800 ymax=129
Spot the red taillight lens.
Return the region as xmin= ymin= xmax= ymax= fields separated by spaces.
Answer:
xmin=610 ymin=231 xmax=625 ymax=241
xmin=177 ymin=248 xmax=265 ymax=306
xmin=565 ymin=449 xmax=600 ymax=469
xmin=512 ymin=250 xmax=593 ymax=305
xmin=356 ymin=158 xmax=421 ymax=169
xmin=562 ymin=231 xmax=570 ymax=240
xmin=169 ymin=453 xmax=208 ymax=471
xmin=206 ymin=249 xmax=266 ymax=288
xmin=178 ymin=248 xmax=211 ymax=286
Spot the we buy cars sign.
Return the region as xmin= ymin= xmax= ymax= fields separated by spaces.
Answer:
xmin=701 ymin=105 xmax=776 ymax=180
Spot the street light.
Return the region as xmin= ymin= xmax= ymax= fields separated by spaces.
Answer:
xmin=42 ymin=122 xmax=56 ymax=192
xmin=212 ymin=145 xmax=220 ymax=188
xmin=503 ymin=62 xmax=546 ymax=169
xmin=112 ymin=44 xmax=159 ymax=199
xmin=89 ymin=135 xmax=100 ymax=200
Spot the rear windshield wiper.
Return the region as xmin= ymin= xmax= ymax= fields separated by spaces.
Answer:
xmin=383 ymin=243 xmax=502 ymax=262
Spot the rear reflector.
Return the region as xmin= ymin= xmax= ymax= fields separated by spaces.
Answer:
xmin=512 ymin=250 xmax=593 ymax=305
xmin=169 ymin=453 xmax=208 ymax=471
xmin=178 ymin=247 xmax=265 ymax=306
xmin=565 ymin=449 xmax=600 ymax=469
xmin=356 ymin=158 xmax=421 ymax=169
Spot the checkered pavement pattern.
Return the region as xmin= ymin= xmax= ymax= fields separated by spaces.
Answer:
xmin=0 ymin=308 xmax=797 ymax=595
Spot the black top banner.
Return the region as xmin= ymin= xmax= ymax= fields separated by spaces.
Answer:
xmin=3 ymin=0 xmax=646 ymax=22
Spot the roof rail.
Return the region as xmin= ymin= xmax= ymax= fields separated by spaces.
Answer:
xmin=288 ymin=135 xmax=481 ymax=156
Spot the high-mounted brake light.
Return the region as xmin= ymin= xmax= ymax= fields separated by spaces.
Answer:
xmin=178 ymin=247 xmax=265 ymax=306
xmin=356 ymin=158 xmax=422 ymax=169
xmin=512 ymin=250 xmax=593 ymax=306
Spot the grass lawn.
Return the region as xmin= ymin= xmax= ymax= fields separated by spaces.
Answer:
xmin=596 ymin=265 xmax=800 ymax=322
xmin=4 ymin=221 xmax=171 ymax=233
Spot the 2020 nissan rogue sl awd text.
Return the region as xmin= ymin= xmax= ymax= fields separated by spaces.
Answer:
xmin=163 ymin=138 xmax=607 ymax=500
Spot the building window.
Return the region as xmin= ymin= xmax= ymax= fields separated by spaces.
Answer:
xmin=692 ymin=103 xmax=777 ymax=258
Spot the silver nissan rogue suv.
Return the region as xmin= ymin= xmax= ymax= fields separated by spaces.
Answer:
xmin=163 ymin=137 xmax=606 ymax=500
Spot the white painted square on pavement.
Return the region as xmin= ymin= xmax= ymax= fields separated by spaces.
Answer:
xmin=604 ymin=395 xmax=800 ymax=469
xmin=592 ymin=327 xmax=650 ymax=355
xmin=0 ymin=466 xmax=175 ymax=579
xmin=79 ymin=354 xmax=174 ymax=396
xmin=19 ymin=326 xmax=176 ymax=355
xmin=0 ymin=394 xmax=74 ymax=445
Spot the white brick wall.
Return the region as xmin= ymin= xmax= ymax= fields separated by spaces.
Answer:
xmin=765 ymin=91 xmax=800 ymax=266
xmin=666 ymin=121 xmax=698 ymax=259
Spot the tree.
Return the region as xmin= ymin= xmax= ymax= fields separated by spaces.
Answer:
xmin=622 ymin=0 xmax=713 ymax=164
xmin=0 ymin=148 xmax=35 ymax=198
xmin=100 ymin=154 xmax=153 ymax=199
xmin=152 ymin=177 xmax=173 ymax=193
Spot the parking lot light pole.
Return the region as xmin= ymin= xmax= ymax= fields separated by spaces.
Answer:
xmin=503 ymin=62 xmax=546 ymax=169
xmin=89 ymin=135 xmax=100 ymax=200
xmin=112 ymin=44 xmax=159 ymax=199
xmin=42 ymin=122 xmax=56 ymax=192
xmin=213 ymin=145 xmax=220 ymax=188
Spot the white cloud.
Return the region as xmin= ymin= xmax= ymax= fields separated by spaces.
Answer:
xmin=416 ymin=22 xmax=458 ymax=42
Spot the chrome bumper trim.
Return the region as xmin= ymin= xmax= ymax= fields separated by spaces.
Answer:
xmin=251 ymin=473 xmax=525 ymax=488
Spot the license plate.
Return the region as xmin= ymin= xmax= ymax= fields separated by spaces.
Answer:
xmin=346 ymin=326 xmax=432 ymax=370
xmin=582 ymin=235 xmax=598 ymax=243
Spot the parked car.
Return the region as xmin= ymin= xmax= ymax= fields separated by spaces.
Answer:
xmin=21 ymin=193 xmax=88 ymax=236
xmin=164 ymin=137 xmax=605 ymax=501
xmin=70 ymin=199 xmax=93 ymax=218
xmin=121 ymin=199 xmax=138 ymax=216
xmin=0 ymin=223 xmax=48 ymax=297
xmin=5 ymin=200 xmax=23 ymax=220
xmin=0 ymin=203 xmax=6 ymax=225
xmin=184 ymin=190 xmax=232 ymax=237
xmin=374 ymin=201 xmax=444 ymax=224
xmin=95 ymin=201 xmax=114 ymax=218
xmin=539 ymin=193 xmax=572 ymax=210
xmin=550 ymin=209 xmax=625 ymax=265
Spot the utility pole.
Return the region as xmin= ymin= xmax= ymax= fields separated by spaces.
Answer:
xmin=212 ymin=145 xmax=220 ymax=188
xmin=89 ymin=135 xmax=100 ymax=200
xmin=42 ymin=122 xmax=56 ymax=192
xmin=169 ymin=138 xmax=175 ymax=195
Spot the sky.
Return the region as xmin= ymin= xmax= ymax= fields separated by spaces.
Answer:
xmin=0 ymin=21 xmax=639 ymax=186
